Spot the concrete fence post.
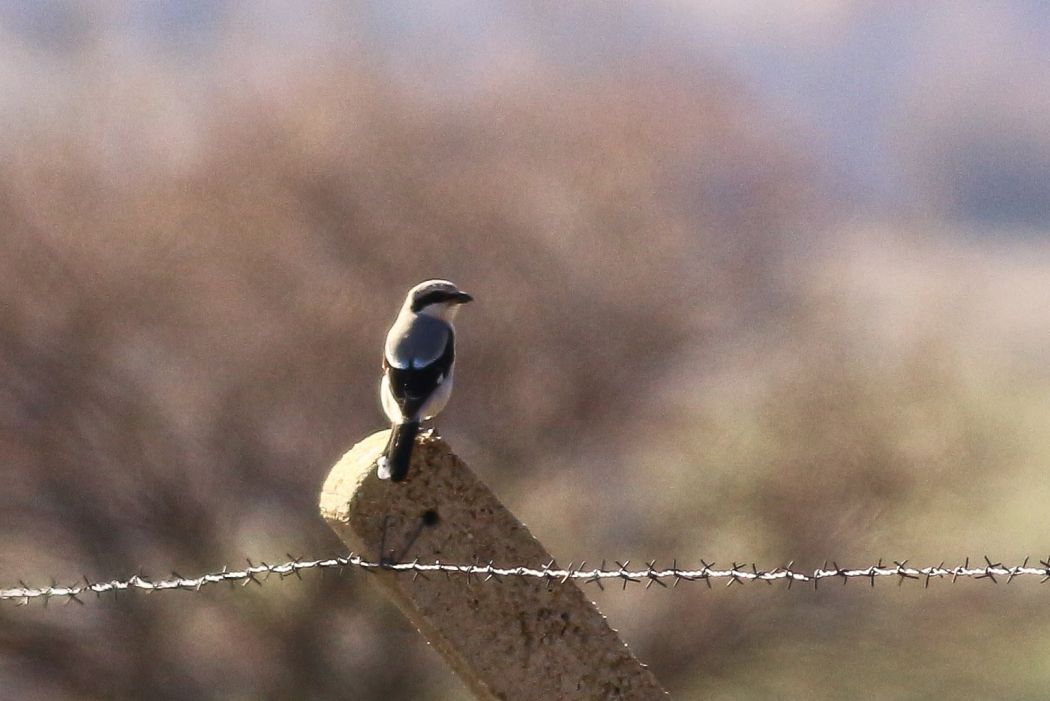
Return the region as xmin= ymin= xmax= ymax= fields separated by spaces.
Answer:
xmin=319 ymin=430 xmax=670 ymax=700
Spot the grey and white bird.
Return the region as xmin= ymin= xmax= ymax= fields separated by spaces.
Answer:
xmin=377 ymin=279 xmax=473 ymax=482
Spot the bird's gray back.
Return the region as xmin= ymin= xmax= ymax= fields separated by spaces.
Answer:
xmin=384 ymin=312 xmax=453 ymax=369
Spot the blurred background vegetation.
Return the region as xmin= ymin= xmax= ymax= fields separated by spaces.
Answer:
xmin=1 ymin=3 xmax=1049 ymax=699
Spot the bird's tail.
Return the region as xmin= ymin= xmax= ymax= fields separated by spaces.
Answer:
xmin=378 ymin=421 xmax=420 ymax=482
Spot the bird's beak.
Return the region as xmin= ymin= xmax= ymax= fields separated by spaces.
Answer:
xmin=454 ymin=291 xmax=474 ymax=304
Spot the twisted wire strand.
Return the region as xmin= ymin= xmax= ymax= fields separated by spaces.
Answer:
xmin=2 ymin=555 xmax=1047 ymax=605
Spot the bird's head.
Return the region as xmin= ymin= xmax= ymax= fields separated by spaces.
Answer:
xmin=405 ymin=279 xmax=473 ymax=321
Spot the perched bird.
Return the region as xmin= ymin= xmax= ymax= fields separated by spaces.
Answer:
xmin=378 ymin=279 xmax=473 ymax=481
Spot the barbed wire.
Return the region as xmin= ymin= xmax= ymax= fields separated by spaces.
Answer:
xmin=3 ymin=554 xmax=1048 ymax=606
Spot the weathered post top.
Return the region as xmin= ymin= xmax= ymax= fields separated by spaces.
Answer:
xmin=320 ymin=430 xmax=670 ymax=701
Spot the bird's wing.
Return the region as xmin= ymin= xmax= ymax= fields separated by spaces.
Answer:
xmin=383 ymin=315 xmax=455 ymax=419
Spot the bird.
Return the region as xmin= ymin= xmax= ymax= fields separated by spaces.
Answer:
xmin=377 ymin=279 xmax=473 ymax=482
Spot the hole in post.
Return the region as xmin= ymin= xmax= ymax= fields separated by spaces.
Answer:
xmin=421 ymin=509 xmax=440 ymax=527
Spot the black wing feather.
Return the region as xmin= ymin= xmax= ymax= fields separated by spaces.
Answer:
xmin=384 ymin=329 xmax=455 ymax=420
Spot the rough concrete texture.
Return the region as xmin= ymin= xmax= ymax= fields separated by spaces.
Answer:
xmin=320 ymin=430 xmax=670 ymax=701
